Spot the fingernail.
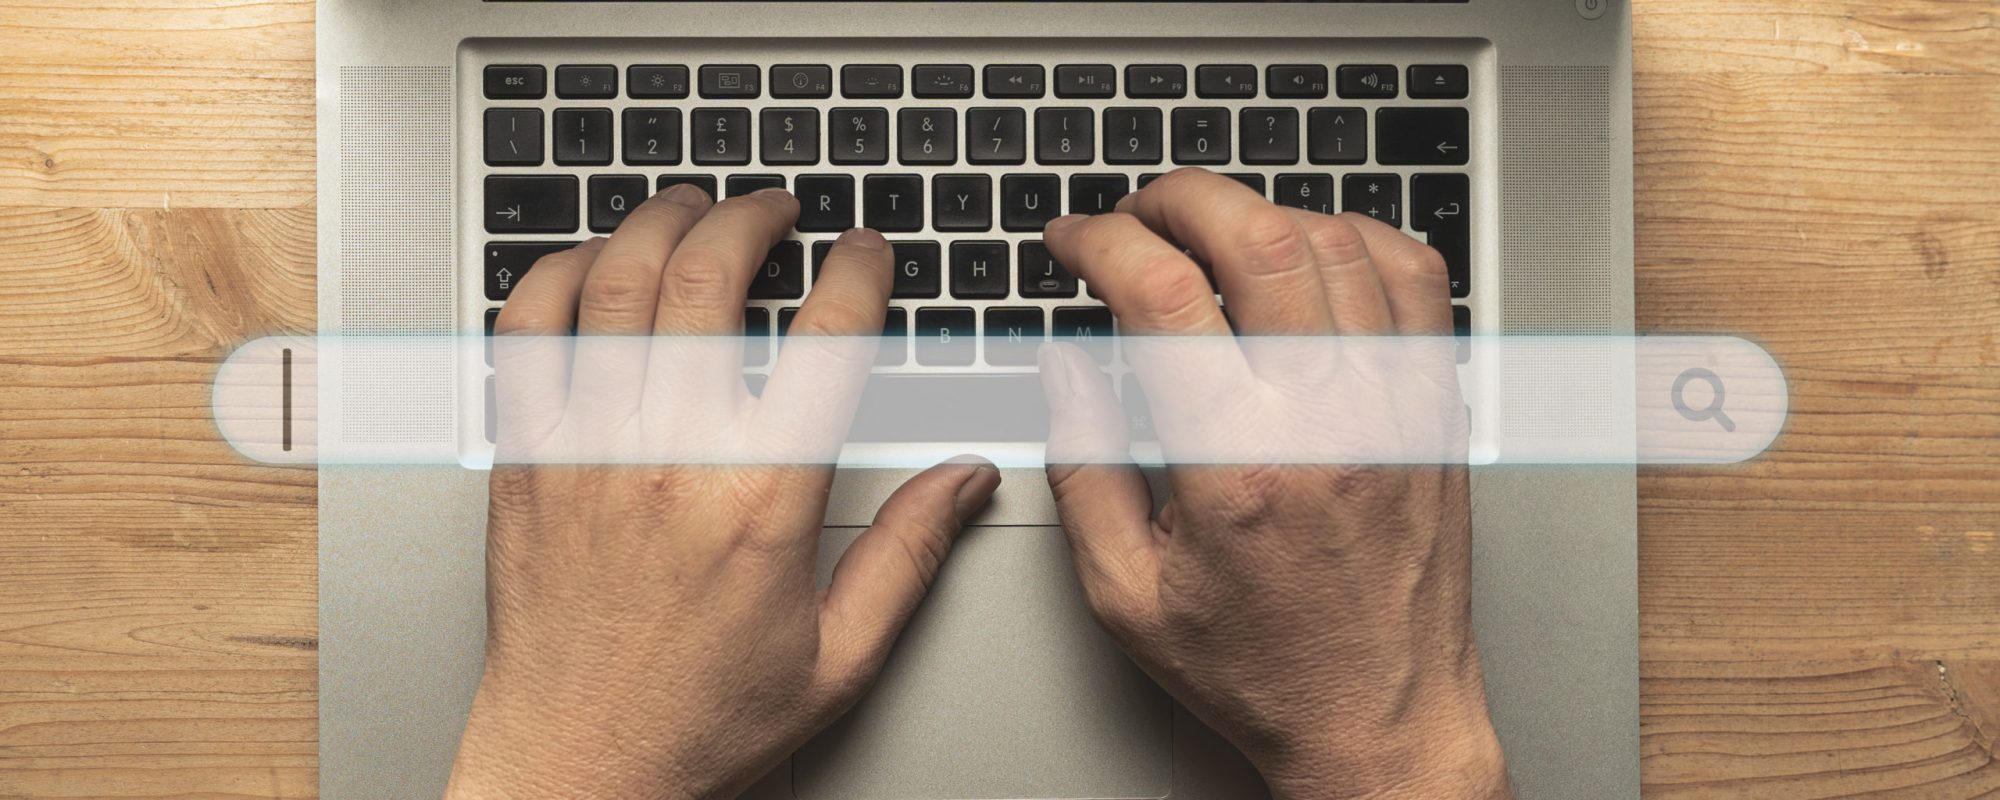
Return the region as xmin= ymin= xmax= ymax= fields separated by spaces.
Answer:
xmin=1045 ymin=214 xmax=1086 ymax=234
xmin=662 ymin=183 xmax=710 ymax=206
xmin=948 ymin=457 xmax=1002 ymax=519
xmin=841 ymin=227 xmax=890 ymax=251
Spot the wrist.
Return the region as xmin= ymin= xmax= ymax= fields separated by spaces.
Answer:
xmin=448 ymin=678 xmax=703 ymax=800
xmin=1256 ymin=697 xmax=1512 ymax=800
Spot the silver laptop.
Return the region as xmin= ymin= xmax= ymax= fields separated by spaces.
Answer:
xmin=315 ymin=2 xmax=1637 ymax=797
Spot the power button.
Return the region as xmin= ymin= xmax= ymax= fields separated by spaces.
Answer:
xmin=1576 ymin=0 xmax=1609 ymax=20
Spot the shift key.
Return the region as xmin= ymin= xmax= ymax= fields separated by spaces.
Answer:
xmin=485 ymin=175 xmax=579 ymax=234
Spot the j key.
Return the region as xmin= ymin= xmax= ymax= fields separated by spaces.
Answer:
xmin=830 ymin=107 xmax=889 ymax=165
xmin=984 ymin=308 xmax=1047 ymax=366
xmin=485 ymin=65 xmax=546 ymax=100
xmin=967 ymin=108 xmax=1027 ymax=165
xmin=1195 ymin=64 xmax=1257 ymax=98
xmin=725 ymin=174 xmax=785 ymax=197
xmin=553 ymin=108 xmax=612 ymax=166
xmin=1172 ymin=108 xmax=1231 ymax=165
xmin=1000 ymin=174 xmax=1061 ymax=232
xmin=485 ymin=175 xmax=578 ymax=234
xmin=984 ymin=65 xmax=1046 ymax=99
xmin=484 ymin=241 xmax=578 ymax=300
xmin=1342 ymin=174 xmax=1402 ymax=227
xmin=760 ymin=108 xmax=820 ymax=165
xmin=1239 ymin=108 xmax=1300 ymax=165
xmin=770 ymin=64 xmax=832 ymax=99
xmin=555 ymin=65 xmax=616 ymax=99
xmin=877 ymin=307 xmax=909 ymax=366
xmin=842 ymin=64 xmax=904 ymax=99
xmin=892 ymin=241 xmax=942 ymax=299
xmin=691 ymin=108 xmax=752 ymax=165
xmin=1307 ymin=107 xmax=1367 ymax=165
xmin=898 ymin=108 xmax=958 ymax=165
xmin=1409 ymin=65 xmax=1470 ymax=100
xmin=1018 ymin=241 xmax=1078 ymax=298
xmin=744 ymin=307 xmax=771 ymax=367
xmin=484 ymin=108 xmax=543 ymax=167
xmin=1411 ymin=173 xmax=1471 ymax=297
xmin=1035 ymin=108 xmax=1095 ymax=165
xmin=1125 ymin=64 xmax=1187 ymax=99
xmin=750 ymin=241 xmax=805 ymax=300
xmin=863 ymin=174 xmax=924 ymax=232
xmin=914 ymin=308 xmax=976 ymax=367
xmin=1338 ymin=64 xmax=1399 ymax=99
xmin=700 ymin=64 xmax=761 ymax=98
xmin=628 ymin=65 xmax=690 ymax=99
xmin=1055 ymin=64 xmax=1116 ymax=98
xmin=1376 ymin=108 xmax=1469 ymax=166
xmin=1102 ymin=108 xmax=1163 ymax=165
xmin=1053 ymin=306 xmax=1115 ymax=364
xmin=1223 ymin=173 xmax=1267 ymax=196
xmin=1069 ymin=174 xmax=1129 ymax=215
xmin=932 ymin=174 xmax=993 ymax=232
xmin=794 ymin=174 xmax=856 ymax=232
xmin=622 ymin=108 xmax=681 ymax=166
xmin=656 ymin=174 xmax=718 ymax=200
xmin=950 ymin=240 xmax=1010 ymax=299
xmin=1275 ymin=173 xmax=1336 ymax=214
xmin=1267 ymin=64 xmax=1329 ymax=99
xmin=913 ymin=64 xmax=974 ymax=98
xmin=587 ymin=175 xmax=648 ymax=233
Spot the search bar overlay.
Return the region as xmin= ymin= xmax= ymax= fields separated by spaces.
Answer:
xmin=213 ymin=335 xmax=1786 ymax=467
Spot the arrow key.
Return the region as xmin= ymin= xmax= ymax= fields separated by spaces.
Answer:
xmin=1376 ymin=107 xmax=1468 ymax=166
xmin=485 ymin=175 xmax=579 ymax=234
xmin=1410 ymin=174 xmax=1469 ymax=233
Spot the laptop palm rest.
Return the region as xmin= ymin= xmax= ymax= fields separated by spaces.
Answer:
xmin=791 ymin=525 xmax=1173 ymax=800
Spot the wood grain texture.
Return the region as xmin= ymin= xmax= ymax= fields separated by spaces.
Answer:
xmin=1 ymin=0 xmax=1997 ymax=797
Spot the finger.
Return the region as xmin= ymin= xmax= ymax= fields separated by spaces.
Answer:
xmin=1281 ymin=209 xmax=1395 ymax=335
xmin=569 ymin=185 xmax=713 ymax=425
xmin=655 ymin=188 xmax=800 ymax=337
xmin=1341 ymin=212 xmax=1453 ymax=336
xmin=1117 ymin=168 xmax=1335 ymax=336
xmin=757 ymin=228 xmax=894 ymax=460
xmin=816 ymin=458 xmax=1001 ymax=702
xmin=491 ymin=238 xmax=604 ymax=450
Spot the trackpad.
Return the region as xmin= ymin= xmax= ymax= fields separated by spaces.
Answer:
xmin=796 ymin=526 xmax=1173 ymax=800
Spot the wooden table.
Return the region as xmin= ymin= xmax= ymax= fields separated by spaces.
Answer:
xmin=2 ymin=1 xmax=1996 ymax=796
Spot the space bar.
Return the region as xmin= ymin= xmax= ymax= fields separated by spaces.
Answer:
xmin=749 ymin=373 xmax=1052 ymax=443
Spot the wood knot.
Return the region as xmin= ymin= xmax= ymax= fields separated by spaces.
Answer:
xmin=1915 ymin=230 xmax=1947 ymax=281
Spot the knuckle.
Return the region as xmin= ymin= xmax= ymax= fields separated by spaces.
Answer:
xmin=1298 ymin=214 xmax=1369 ymax=259
xmin=1210 ymin=464 xmax=1290 ymax=528
xmin=1234 ymin=211 xmax=1313 ymax=274
xmin=493 ymin=308 xmax=562 ymax=336
xmin=1392 ymin=244 xmax=1450 ymax=279
xmin=1127 ymin=266 xmax=1215 ymax=325
xmin=663 ymin=247 xmax=744 ymax=306
xmin=579 ymin=269 xmax=657 ymax=315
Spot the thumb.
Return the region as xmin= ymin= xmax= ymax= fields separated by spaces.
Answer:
xmin=1038 ymin=343 xmax=1162 ymax=638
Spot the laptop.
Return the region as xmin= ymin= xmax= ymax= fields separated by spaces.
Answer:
xmin=315 ymin=2 xmax=1637 ymax=797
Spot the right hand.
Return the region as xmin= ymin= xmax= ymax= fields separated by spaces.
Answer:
xmin=1036 ymin=169 xmax=1512 ymax=800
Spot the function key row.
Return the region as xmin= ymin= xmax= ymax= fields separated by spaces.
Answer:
xmin=484 ymin=63 xmax=1470 ymax=101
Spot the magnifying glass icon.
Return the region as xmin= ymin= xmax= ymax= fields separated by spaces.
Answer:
xmin=1672 ymin=367 xmax=1735 ymax=433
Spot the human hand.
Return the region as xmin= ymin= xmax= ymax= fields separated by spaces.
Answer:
xmin=446 ymin=185 xmax=1001 ymax=799
xmin=1037 ymin=169 xmax=1510 ymax=800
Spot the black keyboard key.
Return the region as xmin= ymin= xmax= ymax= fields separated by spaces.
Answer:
xmin=1267 ymin=64 xmax=1329 ymax=99
xmin=1223 ymin=173 xmax=1266 ymax=196
xmin=932 ymin=174 xmax=993 ymax=232
xmin=879 ymin=307 xmax=909 ymax=366
xmin=1137 ymin=173 xmax=1165 ymax=189
xmin=1055 ymin=64 xmax=1116 ymax=98
xmin=485 ymin=65 xmax=547 ymax=100
xmin=484 ymin=108 xmax=543 ymax=167
xmin=794 ymin=174 xmax=856 ymax=233
xmin=587 ymin=175 xmax=648 ymax=233
xmin=950 ymin=240 xmax=1010 ymax=300
xmin=1411 ymin=173 xmax=1471 ymax=297
xmin=842 ymin=64 xmax=904 ymax=99
xmin=1307 ymin=107 xmax=1367 ymax=165
xmin=656 ymin=174 xmax=717 ymax=200
xmin=863 ymin=174 xmax=924 ymax=232
xmin=485 ymin=308 xmax=501 ymax=366
xmin=811 ymin=241 xmax=833 ymax=281
xmin=984 ymin=65 xmax=1046 ymax=99
xmin=1172 ymin=108 xmax=1230 ymax=165
xmin=984 ymin=308 xmax=1046 ymax=366
xmin=555 ymin=65 xmax=616 ymax=99
xmin=1275 ymin=173 xmax=1335 ymax=214
xmin=760 ymin=108 xmax=820 ymax=165
xmin=622 ymin=108 xmax=681 ymax=166
xmin=750 ymin=241 xmax=805 ymax=300
xmin=1069 ymin=174 xmax=1129 ymax=215
xmin=1453 ymin=305 xmax=1471 ymax=363
xmin=1053 ymin=306 xmax=1114 ymax=364
xmin=744 ymin=307 xmax=771 ymax=367
xmin=778 ymin=307 xmax=799 ymax=338
xmin=830 ymin=108 xmax=889 ymax=165
xmin=484 ymin=242 xmax=578 ymax=301
xmin=892 ymin=241 xmax=942 ymax=299
xmin=485 ymin=175 xmax=579 ymax=234
xmin=1035 ymin=108 xmax=1095 ymax=165
xmin=699 ymin=64 xmax=761 ymax=98
xmin=1376 ymin=108 xmax=1469 ymax=166
xmin=1338 ymin=64 xmax=1399 ymax=99
xmin=628 ymin=65 xmax=690 ymax=99
xmin=913 ymin=64 xmax=975 ymax=98
xmin=1195 ymin=64 xmax=1257 ymax=98
xmin=1434 ymin=221 xmax=1469 ymax=299
xmin=967 ymin=108 xmax=1027 ymax=165
xmin=770 ymin=64 xmax=833 ymax=99
xmin=898 ymin=108 xmax=958 ymax=165
xmin=1239 ymin=108 xmax=1299 ymax=165
xmin=1018 ymin=241 xmax=1077 ymax=298
xmin=691 ymin=108 xmax=752 ymax=165
xmin=1000 ymin=174 xmax=1061 ymax=232
xmin=913 ymin=308 xmax=977 ymax=366
xmin=1125 ymin=64 xmax=1187 ymax=99
xmin=1103 ymin=108 xmax=1163 ymax=166
xmin=553 ymin=108 xmax=612 ymax=166
xmin=1409 ymin=65 xmax=1469 ymax=100
xmin=1342 ymin=174 xmax=1402 ymax=227
xmin=725 ymin=174 xmax=785 ymax=197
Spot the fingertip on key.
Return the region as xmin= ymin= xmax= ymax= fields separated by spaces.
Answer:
xmin=661 ymin=182 xmax=711 ymax=206
xmin=839 ymin=227 xmax=890 ymax=251
xmin=1045 ymin=214 xmax=1087 ymax=235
